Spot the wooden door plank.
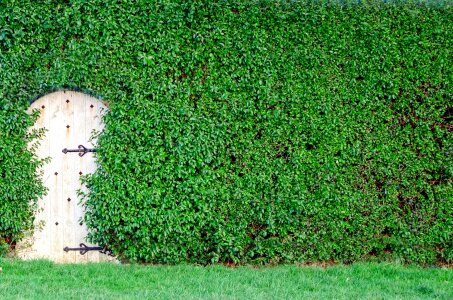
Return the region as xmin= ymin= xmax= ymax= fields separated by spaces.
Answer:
xmin=49 ymin=92 xmax=65 ymax=262
xmin=61 ymin=91 xmax=76 ymax=263
xmin=73 ymin=91 xmax=89 ymax=263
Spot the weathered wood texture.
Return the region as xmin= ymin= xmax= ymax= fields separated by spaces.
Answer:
xmin=17 ymin=91 xmax=112 ymax=263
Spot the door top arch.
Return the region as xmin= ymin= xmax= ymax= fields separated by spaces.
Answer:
xmin=29 ymin=90 xmax=109 ymax=108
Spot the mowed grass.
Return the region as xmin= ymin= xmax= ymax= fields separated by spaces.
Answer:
xmin=0 ymin=259 xmax=452 ymax=299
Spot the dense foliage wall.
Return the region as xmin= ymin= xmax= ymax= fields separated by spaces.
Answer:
xmin=0 ymin=0 xmax=451 ymax=264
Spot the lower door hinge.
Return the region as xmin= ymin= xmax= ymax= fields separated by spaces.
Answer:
xmin=63 ymin=243 xmax=114 ymax=256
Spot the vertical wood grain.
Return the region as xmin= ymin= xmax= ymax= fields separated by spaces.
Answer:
xmin=17 ymin=91 xmax=110 ymax=263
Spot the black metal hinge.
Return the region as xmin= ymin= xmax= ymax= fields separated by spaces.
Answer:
xmin=62 ymin=145 xmax=96 ymax=157
xmin=63 ymin=243 xmax=114 ymax=256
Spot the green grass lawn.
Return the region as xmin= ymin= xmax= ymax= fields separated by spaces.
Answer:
xmin=0 ymin=259 xmax=451 ymax=299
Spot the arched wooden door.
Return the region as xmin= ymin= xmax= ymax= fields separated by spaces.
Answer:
xmin=18 ymin=91 xmax=112 ymax=263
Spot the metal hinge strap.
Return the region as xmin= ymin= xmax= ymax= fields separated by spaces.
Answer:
xmin=63 ymin=243 xmax=113 ymax=256
xmin=62 ymin=145 xmax=96 ymax=157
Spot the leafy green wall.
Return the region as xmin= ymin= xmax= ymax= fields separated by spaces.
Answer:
xmin=0 ymin=0 xmax=451 ymax=264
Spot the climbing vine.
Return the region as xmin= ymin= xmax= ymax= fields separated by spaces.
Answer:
xmin=0 ymin=0 xmax=452 ymax=264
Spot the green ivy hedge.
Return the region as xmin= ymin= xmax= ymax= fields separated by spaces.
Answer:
xmin=0 ymin=0 xmax=452 ymax=264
